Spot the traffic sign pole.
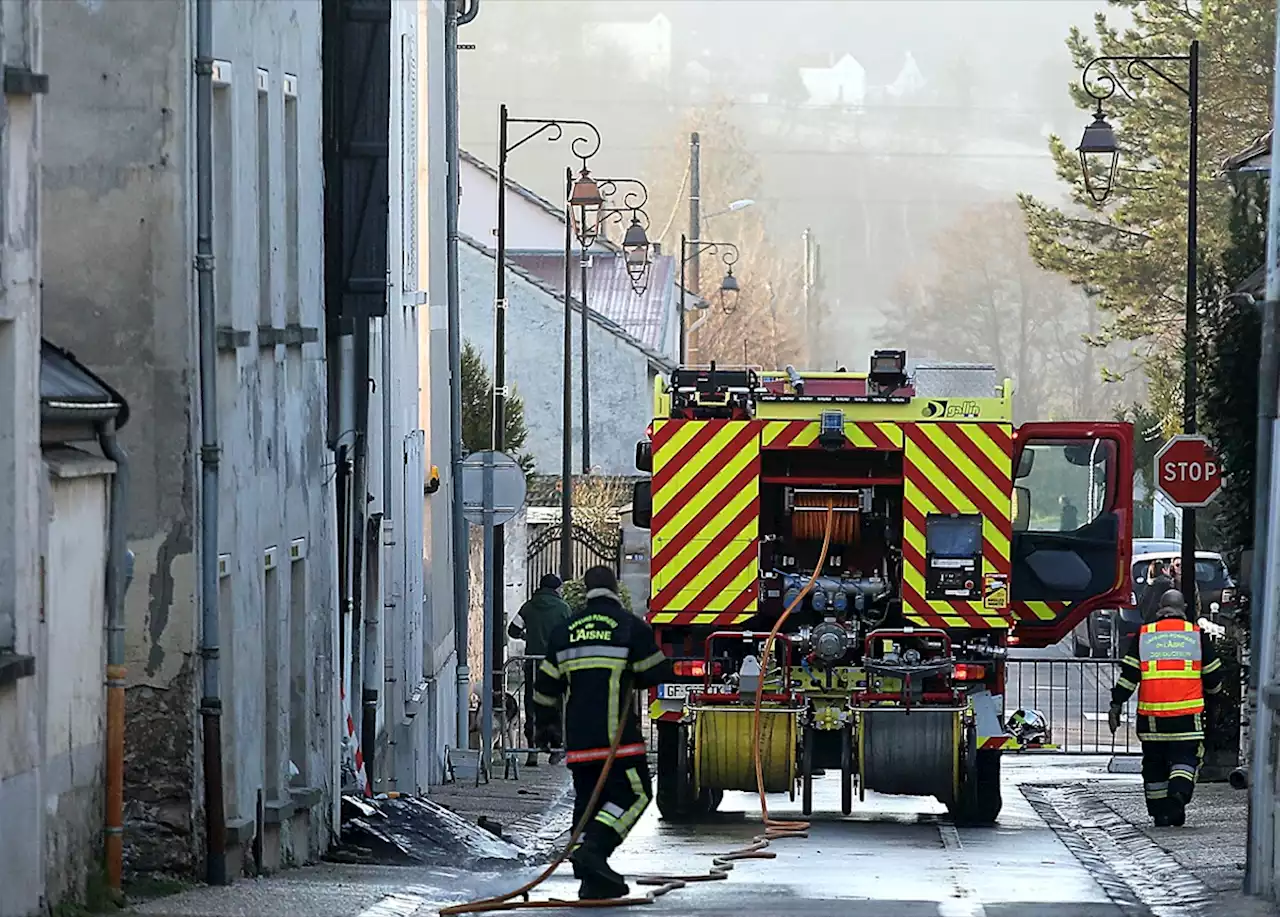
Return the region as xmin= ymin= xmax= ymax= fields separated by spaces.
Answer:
xmin=481 ymin=449 xmax=494 ymax=773
xmin=1155 ymin=434 xmax=1223 ymax=616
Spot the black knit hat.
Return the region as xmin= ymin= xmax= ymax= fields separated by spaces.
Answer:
xmin=583 ymin=566 xmax=618 ymax=592
xmin=539 ymin=573 xmax=562 ymax=590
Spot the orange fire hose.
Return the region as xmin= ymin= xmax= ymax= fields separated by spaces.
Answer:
xmin=439 ymin=502 xmax=836 ymax=914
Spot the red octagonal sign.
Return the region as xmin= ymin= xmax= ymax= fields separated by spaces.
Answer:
xmin=1155 ymin=434 xmax=1223 ymax=508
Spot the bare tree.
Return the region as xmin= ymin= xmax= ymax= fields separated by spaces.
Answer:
xmin=645 ymin=104 xmax=807 ymax=368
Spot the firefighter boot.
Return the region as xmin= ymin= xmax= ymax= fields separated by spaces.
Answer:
xmin=526 ymin=752 xmax=539 ymax=768
xmin=571 ymin=843 xmax=629 ymax=900
xmin=1169 ymin=792 xmax=1188 ymax=827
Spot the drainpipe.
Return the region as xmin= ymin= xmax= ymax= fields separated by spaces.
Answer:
xmin=445 ymin=0 xmax=476 ymax=748
xmin=194 ymin=0 xmax=227 ymax=885
xmin=98 ymin=421 xmax=130 ymax=891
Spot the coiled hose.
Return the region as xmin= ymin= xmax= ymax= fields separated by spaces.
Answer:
xmin=439 ymin=501 xmax=836 ymax=914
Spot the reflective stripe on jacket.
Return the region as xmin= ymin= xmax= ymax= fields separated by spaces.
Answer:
xmin=1136 ymin=619 xmax=1204 ymax=717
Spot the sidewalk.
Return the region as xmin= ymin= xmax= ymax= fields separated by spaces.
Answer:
xmin=430 ymin=754 xmax=572 ymax=851
xmin=1022 ymin=761 xmax=1277 ymax=917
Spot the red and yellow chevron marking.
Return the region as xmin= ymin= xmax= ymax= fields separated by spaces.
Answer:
xmin=901 ymin=422 xmax=1014 ymax=630
xmin=649 ymin=419 xmax=761 ymax=616
xmin=649 ymin=611 xmax=755 ymax=626
xmin=980 ymin=736 xmax=1020 ymax=751
xmin=761 ymin=420 xmax=904 ymax=451
xmin=1011 ymin=600 xmax=1071 ymax=622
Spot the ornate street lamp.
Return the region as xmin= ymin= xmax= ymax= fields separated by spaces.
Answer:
xmin=1077 ymin=43 xmax=1200 ymax=616
xmin=568 ymin=166 xmax=604 ymax=246
xmin=493 ymin=107 xmax=601 ymax=758
xmin=1077 ymin=104 xmax=1119 ymax=204
xmin=621 ymin=217 xmax=652 ymax=291
xmin=679 ymin=235 xmax=742 ymax=362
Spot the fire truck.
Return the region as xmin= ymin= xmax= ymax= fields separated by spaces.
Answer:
xmin=630 ymin=352 xmax=1133 ymax=825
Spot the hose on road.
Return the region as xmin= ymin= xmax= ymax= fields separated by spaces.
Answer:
xmin=439 ymin=502 xmax=835 ymax=914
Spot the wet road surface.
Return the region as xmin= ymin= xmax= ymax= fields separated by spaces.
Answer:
xmin=426 ymin=757 xmax=1188 ymax=917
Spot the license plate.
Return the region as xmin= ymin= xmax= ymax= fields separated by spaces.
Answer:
xmin=657 ymin=683 xmax=731 ymax=700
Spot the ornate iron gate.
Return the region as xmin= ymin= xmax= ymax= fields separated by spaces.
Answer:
xmin=526 ymin=523 xmax=621 ymax=597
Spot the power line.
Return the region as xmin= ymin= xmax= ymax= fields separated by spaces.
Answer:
xmin=461 ymin=141 xmax=1053 ymax=160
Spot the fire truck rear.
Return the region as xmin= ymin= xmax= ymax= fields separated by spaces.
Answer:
xmin=629 ymin=352 xmax=1134 ymax=825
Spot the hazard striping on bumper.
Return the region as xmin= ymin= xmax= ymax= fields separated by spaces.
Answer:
xmin=980 ymin=736 xmax=1020 ymax=751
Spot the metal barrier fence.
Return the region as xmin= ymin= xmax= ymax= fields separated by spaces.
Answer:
xmin=501 ymin=654 xmax=1144 ymax=760
xmin=1005 ymin=655 xmax=1141 ymax=755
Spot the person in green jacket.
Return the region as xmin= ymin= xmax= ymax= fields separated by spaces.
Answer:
xmin=510 ymin=574 xmax=571 ymax=765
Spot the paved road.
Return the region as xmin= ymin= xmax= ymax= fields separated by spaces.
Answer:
xmin=131 ymin=757 xmax=1257 ymax=917
xmin=1007 ymin=640 xmax=1142 ymax=755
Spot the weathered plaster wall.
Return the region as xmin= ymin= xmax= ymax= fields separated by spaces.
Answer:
xmin=457 ymin=240 xmax=656 ymax=477
xmin=0 ymin=1 xmax=50 ymax=913
xmin=39 ymin=0 xmax=199 ymax=877
xmin=41 ymin=452 xmax=114 ymax=909
xmin=40 ymin=0 xmax=338 ymax=879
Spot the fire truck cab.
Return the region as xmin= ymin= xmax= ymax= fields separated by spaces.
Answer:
xmin=630 ymin=353 xmax=1133 ymax=825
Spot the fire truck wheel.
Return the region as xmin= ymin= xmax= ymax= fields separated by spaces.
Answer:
xmin=801 ymin=726 xmax=815 ymax=816
xmin=840 ymin=724 xmax=854 ymax=816
xmin=950 ymin=749 xmax=1002 ymax=826
xmin=655 ymin=721 xmax=707 ymax=822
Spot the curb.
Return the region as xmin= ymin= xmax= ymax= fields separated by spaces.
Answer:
xmin=1023 ymin=783 xmax=1217 ymax=917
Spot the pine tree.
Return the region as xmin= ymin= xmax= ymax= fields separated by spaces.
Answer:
xmin=460 ymin=340 xmax=534 ymax=475
xmin=1019 ymin=0 xmax=1274 ymax=428
xmin=1197 ymin=175 xmax=1266 ymax=568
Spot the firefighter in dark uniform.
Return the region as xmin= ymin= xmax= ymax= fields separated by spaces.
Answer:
xmin=1108 ymin=589 xmax=1224 ymax=826
xmin=531 ymin=566 xmax=670 ymax=900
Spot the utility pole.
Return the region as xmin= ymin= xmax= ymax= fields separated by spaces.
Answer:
xmin=802 ymin=228 xmax=813 ymax=366
xmin=687 ymin=131 xmax=700 ymax=364
xmin=1246 ymin=6 xmax=1280 ymax=896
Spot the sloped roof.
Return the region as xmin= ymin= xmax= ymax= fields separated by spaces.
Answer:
xmin=461 ymin=233 xmax=674 ymax=372
xmin=41 ymin=340 xmax=130 ymax=428
xmin=508 ymin=251 xmax=675 ymax=352
xmin=1223 ymin=132 xmax=1271 ymax=174
xmin=459 ymin=148 xmax=619 ymax=253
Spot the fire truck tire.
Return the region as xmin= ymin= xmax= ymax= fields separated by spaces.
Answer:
xmin=840 ymin=724 xmax=853 ymax=816
xmin=655 ymin=721 xmax=713 ymax=822
xmin=950 ymin=749 xmax=1002 ymax=826
xmin=801 ymin=726 xmax=815 ymax=816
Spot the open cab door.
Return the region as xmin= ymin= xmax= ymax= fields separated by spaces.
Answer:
xmin=1009 ymin=422 xmax=1134 ymax=647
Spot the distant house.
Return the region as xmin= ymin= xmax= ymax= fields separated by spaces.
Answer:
xmin=459 ymin=148 xmax=681 ymax=364
xmin=799 ymin=53 xmax=866 ymax=108
xmin=583 ymin=12 xmax=672 ymax=83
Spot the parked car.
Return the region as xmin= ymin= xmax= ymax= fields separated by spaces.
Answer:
xmin=1071 ymin=545 xmax=1236 ymax=657
xmin=1071 ymin=607 xmax=1114 ymax=658
xmin=1130 ymin=549 xmax=1237 ymax=628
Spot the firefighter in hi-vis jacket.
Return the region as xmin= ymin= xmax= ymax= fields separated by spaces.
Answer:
xmin=1108 ymin=589 xmax=1224 ymax=826
xmin=532 ymin=566 xmax=672 ymax=900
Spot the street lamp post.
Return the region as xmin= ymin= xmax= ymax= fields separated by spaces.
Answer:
xmin=575 ymin=178 xmax=652 ymax=474
xmin=495 ymin=104 xmax=600 ymax=699
xmin=1077 ymin=42 xmax=1200 ymax=614
xmin=678 ymin=235 xmax=741 ymax=363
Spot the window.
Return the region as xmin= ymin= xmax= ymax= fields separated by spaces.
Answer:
xmin=283 ymin=81 xmax=299 ymax=324
xmin=257 ymin=71 xmax=272 ymax=327
xmin=213 ymin=77 xmax=233 ymax=326
xmin=1014 ymin=438 xmax=1115 ymax=533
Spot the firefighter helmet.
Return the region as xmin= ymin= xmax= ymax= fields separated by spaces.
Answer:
xmin=1006 ymin=708 xmax=1050 ymax=745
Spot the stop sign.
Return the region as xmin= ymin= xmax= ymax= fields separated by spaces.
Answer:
xmin=1155 ymin=434 xmax=1223 ymax=508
